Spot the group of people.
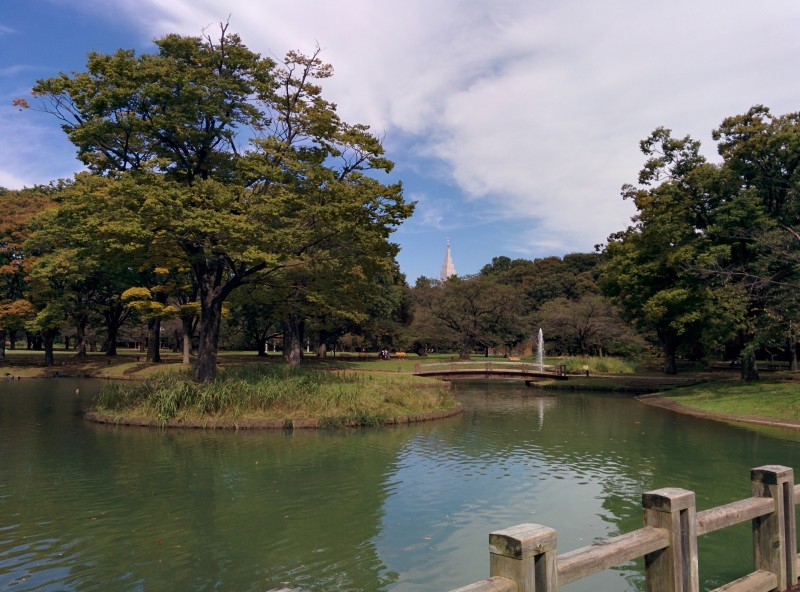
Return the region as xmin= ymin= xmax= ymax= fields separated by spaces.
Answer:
xmin=379 ymin=348 xmax=391 ymax=360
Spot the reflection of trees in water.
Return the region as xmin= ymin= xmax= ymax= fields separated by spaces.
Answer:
xmin=0 ymin=382 xmax=416 ymax=592
xmin=85 ymin=427 xmax=415 ymax=591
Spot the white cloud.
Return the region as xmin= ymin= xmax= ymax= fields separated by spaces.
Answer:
xmin=22 ymin=0 xmax=800 ymax=254
xmin=0 ymin=106 xmax=81 ymax=189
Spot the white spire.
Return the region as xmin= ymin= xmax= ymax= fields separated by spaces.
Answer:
xmin=439 ymin=238 xmax=456 ymax=280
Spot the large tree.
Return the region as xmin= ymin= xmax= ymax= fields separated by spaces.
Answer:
xmin=28 ymin=26 xmax=410 ymax=380
xmin=601 ymin=128 xmax=719 ymax=374
xmin=705 ymin=106 xmax=800 ymax=377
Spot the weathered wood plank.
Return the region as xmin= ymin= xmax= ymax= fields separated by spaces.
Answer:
xmin=642 ymin=487 xmax=699 ymax=592
xmin=696 ymin=497 xmax=773 ymax=535
xmin=449 ymin=576 xmax=517 ymax=592
xmin=752 ymin=465 xmax=797 ymax=590
xmin=490 ymin=524 xmax=557 ymax=592
xmin=556 ymin=527 xmax=669 ymax=586
xmin=708 ymin=570 xmax=777 ymax=592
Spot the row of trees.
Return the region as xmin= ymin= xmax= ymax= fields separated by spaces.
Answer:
xmin=3 ymin=25 xmax=412 ymax=380
xmin=408 ymin=254 xmax=642 ymax=360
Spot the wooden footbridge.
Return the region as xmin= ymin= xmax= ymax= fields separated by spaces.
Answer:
xmin=413 ymin=361 xmax=568 ymax=382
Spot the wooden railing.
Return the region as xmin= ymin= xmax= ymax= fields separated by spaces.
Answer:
xmin=413 ymin=361 xmax=567 ymax=377
xmin=450 ymin=465 xmax=797 ymax=592
xmin=268 ymin=466 xmax=798 ymax=592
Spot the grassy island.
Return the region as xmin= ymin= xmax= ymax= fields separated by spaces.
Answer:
xmin=90 ymin=364 xmax=460 ymax=428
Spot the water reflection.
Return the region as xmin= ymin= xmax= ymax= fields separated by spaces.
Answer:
xmin=2 ymin=378 xmax=800 ymax=591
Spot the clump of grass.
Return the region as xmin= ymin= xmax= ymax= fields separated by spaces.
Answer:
xmin=562 ymin=356 xmax=637 ymax=374
xmin=92 ymin=365 xmax=457 ymax=425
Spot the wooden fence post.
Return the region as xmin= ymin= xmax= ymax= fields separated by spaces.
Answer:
xmin=642 ymin=487 xmax=698 ymax=592
xmin=751 ymin=465 xmax=797 ymax=591
xmin=489 ymin=524 xmax=557 ymax=592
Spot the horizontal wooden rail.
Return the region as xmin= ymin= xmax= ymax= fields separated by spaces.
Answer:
xmin=415 ymin=361 xmax=560 ymax=370
xmin=696 ymin=497 xmax=774 ymax=535
xmin=450 ymin=576 xmax=517 ymax=592
xmin=557 ymin=526 xmax=670 ymax=586
xmin=709 ymin=570 xmax=778 ymax=592
xmin=414 ymin=362 xmax=567 ymax=380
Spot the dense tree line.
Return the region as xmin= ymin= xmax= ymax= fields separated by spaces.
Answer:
xmin=4 ymin=29 xmax=797 ymax=382
xmin=404 ymin=253 xmax=642 ymax=360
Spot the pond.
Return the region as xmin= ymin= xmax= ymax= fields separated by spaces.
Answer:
xmin=2 ymin=378 xmax=800 ymax=591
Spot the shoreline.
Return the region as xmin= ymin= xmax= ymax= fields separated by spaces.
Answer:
xmin=636 ymin=393 xmax=800 ymax=431
xmin=7 ymin=356 xmax=799 ymax=432
xmin=84 ymin=405 xmax=464 ymax=429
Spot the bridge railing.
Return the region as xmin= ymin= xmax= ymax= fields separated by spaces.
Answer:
xmin=268 ymin=466 xmax=797 ymax=592
xmin=414 ymin=361 xmax=565 ymax=376
xmin=450 ymin=465 xmax=797 ymax=592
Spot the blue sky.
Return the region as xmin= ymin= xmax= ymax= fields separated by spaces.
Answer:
xmin=3 ymin=1 xmax=800 ymax=282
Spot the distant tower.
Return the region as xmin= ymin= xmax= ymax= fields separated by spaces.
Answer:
xmin=439 ymin=239 xmax=456 ymax=280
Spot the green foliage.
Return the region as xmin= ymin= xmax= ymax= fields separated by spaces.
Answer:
xmin=601 ymin=128 xmax=723 ymax=373
xmin=602 ymin=106 xmax=800 ymax=376
xmin=410 ymin=274 xmax=527 ymax=358
xmin=535 ymin=294 xmax=642 ymax=357
xmin=30 ymin=26 xmax=412 ymax=381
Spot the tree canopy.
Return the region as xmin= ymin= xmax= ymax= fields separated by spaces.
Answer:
xmin=602 ymin=106 xmax=800 ymax=377
xmin=28 ymin=25 xmax=412 ymax=379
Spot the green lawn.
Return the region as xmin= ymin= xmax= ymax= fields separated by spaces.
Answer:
xmin=662 ymin=380 xmax=800 ymax=419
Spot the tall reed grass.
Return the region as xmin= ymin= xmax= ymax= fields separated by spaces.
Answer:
xmin=562 ymin=356 xmax=637 ymax=374
xmin=93 ymin=365 xmax=456 ymax=425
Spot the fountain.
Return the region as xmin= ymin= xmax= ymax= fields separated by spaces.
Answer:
xmin=536 ymin=328 xmax=544 ymax=371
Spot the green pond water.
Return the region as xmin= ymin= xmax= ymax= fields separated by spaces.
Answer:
xmin=2 ymin=378 xmax=800 ymax=591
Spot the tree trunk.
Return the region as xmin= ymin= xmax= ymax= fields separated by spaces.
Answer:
xmin=8 ymin=329 xmax=16 ymax=350
xmin=104 ymin=325 xmax=119 ymax=356
xmin=0 ymin=329 xmax=5 ymax=360
xmin=195 ymin=298 xmax=224 ymax=382
xmin=458 ymin=336 xmax=472 ymax=360
xmin=43 ymin=329 xmax=57 ymax=367
xmin=658 ymin=328 xmax=678 ymax=375
xmin=316 ymin=329 xmax=328 ymax=358
xmin=74 ymin=314 xmax=88 ymax=357
xmin=257 ymin=337 xmax=267 ymax=357
xmin=147 ymin=318 xmax=161 ymax=363
xmin=101 ymin=304 xmax=129 ymax=357
xmin=182 ymin=316 xmax=194 ymax=366
xmin=28 ymin=333 xmax=42 ymax=350
xmin=790 ymin=333 xmax=798 ymax=372
xmin=282 ymin=315 xmax=304 ymax=367
xmin=741 ymin=345 xmax=760 ymax=381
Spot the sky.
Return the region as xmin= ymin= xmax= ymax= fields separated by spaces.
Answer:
xmin=3 ymin=1 xmax=800 ymax=282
